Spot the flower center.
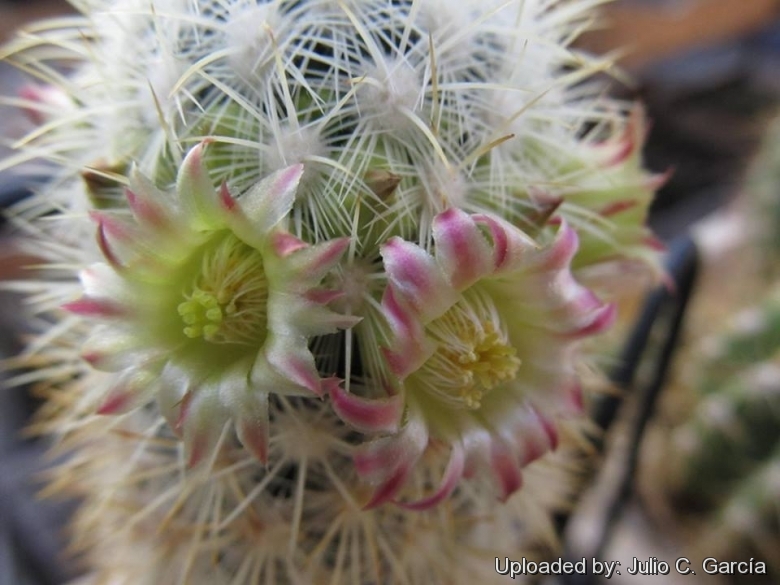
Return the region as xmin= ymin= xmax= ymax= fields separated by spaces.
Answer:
xmin=420 ymin=295 xmax=521 ymax=409
xmin=177 ymin=234 xmax=268 ymax=346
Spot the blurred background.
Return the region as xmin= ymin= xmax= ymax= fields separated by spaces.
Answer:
xmin=1 ymin=0 xmax=779 ymax=583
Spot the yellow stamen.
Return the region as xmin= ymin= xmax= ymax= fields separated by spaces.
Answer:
xmin=422 ymin=298 xmax=521 ymax=409
xmin=177 ymin=234 xmax=268 ymax=346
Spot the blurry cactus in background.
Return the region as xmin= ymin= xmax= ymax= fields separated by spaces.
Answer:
xmin=1 ymin=0 xmax=661 ymax=582
xmin=749 ymin=116 xmax=780 ymax=274
xmin=659 ymin=294 xmax=780 ymax=579
xmin=642 ymin=115 xmax=780 ymax=582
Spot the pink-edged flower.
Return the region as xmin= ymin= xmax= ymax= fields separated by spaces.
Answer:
xmin=65 ymin=142 xmax=359 ymax=465
xmin=561 ymin=107 xmax=668 ymax=273
xmin=338 ymin=208 xmax=614 ymax=508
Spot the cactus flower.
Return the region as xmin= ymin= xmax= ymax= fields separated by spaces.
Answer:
xmin=339 ymin=208 xmax=614 ymax=508
xmin=65 ymin=142 xmax=359 ymax=465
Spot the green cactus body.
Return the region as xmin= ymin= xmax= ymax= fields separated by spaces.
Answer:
xmin=666 ymin=289 xmax=780 ymax=578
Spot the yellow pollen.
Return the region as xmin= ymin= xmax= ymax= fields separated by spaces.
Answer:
xmin=425 ymin=303 xmax=521 ymax=410
xmin=177 ymin=234 xmax=268 ymax=346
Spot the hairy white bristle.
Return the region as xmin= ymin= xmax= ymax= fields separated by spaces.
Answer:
xmin=356 ymin=56 xmax=424 ymax=132
xmin=225 ymin=2 xmax=280 ymax=80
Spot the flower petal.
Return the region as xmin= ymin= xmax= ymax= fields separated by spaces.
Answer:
xmin=559 ymin=301 xmax=616 ymax=338
xmin=176 ymin=141 xmax=223 ymax=230
xmin=269 ymin=232 xmax=309 ymax=257
xmin=275 ymin=237 xmax=350 ymax=287
xmin=125 ymin=186 xmax=172 ymax=230
xmin=236 ymin=164 xmax=303 ymax=234
xmin=97 ymin=369 xmax=159 ymax=415
xmin=235 ymin=390 xmax=270 ymax=464
xmin=380 ymin=285 xmax=434 ymax=379
xmin=395 ymin=442 xmax=465 ymax=510
xmin=179 ymin=390 xmax=226 ymax=468
xmin=63 ymin=297 xmax=128 ymax=318
xmin=381 ymin=236 xmax=456 ymax=321
xmin=490 ymin=440 xmax=524 ymax=502
xmin=95 ymin=221 xmax=124 ymax=270
xmin=432 ymin=207 xmax=494 ymax=290
xmin=529 ymin=220 xmax=578 ymax=272
xmin=264 ymin=337 xmax=323 ymax=396
xmin=330 ymin=384 xmax=404 ymax=434
xmin=82 ymin=327 xmax=153 ymax=372
xmin=156 ymin=363 xmax=192 ymax=436
xmin=354 ymin=411 xmax=428 ymax=509
xmin=472 ymin=213 xmax=538 ymax=272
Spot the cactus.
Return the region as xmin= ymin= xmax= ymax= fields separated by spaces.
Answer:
xmin=2 ymin=1 xmax=660 ymax=583
xmin=661 ymin=294 xmax=780 ymax=579
xmin=748 ymin=115 xmax=780 ymax=275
